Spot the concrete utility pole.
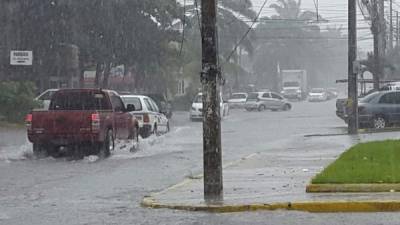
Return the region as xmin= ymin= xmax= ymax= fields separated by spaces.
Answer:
xmin=348 ymin=0 xmax=358 ymax=134
xmin=390 ymin=0 xmax=393 ymax=50
xmin=371 ymin=0 xmax=382 ymax=90
xmin=378 ymin=0 xmax=386 ymax=79
xmin=200 ymin=0 xmax=223 ymax=203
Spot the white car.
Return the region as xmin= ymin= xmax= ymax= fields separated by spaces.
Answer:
xmin=244 ymin=91 xmax=291 ymax=111
xmin=228 ymin=93 xmax=248 ymax=109
xmin=35 ymin=89 xmax=59 ymax=110
xmin=190 ymin=92 xmax=229 ymax=121
xmin=308 ymin=88 xmax=328 ymax=102
xmin=121 ymin=95 xmax=169 ymax=138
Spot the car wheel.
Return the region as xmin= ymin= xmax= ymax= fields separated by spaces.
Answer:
xmin=153 ymin=124 xmax=160 ymax=136
xmin=373 ymin=116 xmax=386 ymax=129
xmin=258 ymin=105 xmax=266 ymax=112
xmin=283 ymin=104 xmax=291 ymax=111
xmin=33 ymin=143 xmax=49 ymax=158
xmin=99 ymin=129 xmax=113 ymax=158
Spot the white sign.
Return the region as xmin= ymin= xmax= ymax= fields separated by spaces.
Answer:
xmin=10 ymin=51 xmax=33 ymax=65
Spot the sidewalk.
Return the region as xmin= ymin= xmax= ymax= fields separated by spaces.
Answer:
xmin=142 ymin=131 xmax=400 ymax=212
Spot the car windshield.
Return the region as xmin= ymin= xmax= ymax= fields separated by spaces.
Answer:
xmin=311 ymin=88 xmax=325 ymax=93
xmin=231 ymin=94 xmax=246 ymax=99
xmin=50 ymin=91 xmax=110 ymax=110
xmin=283 ymin=81 xmax=300 ymax=87
xmin=247 ymin=93 xmax=259 ymax=100
xmin=360 ymin=92 xmax=380 ymax=103
xmin=194 ymin=95 xmax=203 ymax=103
xmin=121 ymin=96 xmax=142 ymax=111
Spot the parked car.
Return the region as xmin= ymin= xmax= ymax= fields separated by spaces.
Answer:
xmin=308 ymin=88 xmax=328 ymax=102
xmin=146 ymin=93 xmax=172 ymax=119
xmin=34 ymin=89 xmax=59 ymax=110
xmin=228 ymin=92 xmax=248 ymax=109
xmin=336 ymin=84 xmax=400 ymax=122
xmin=121 ymin=95 xmax=169 ymax=138
xmin=357 ymin=91 xmax=400 ymax=129
xmin=26 ymin=89 xmax=139 ymax=158
xmin=337 ymin=90 xmax=400 ymax=129
xmin=244 ymin=91 xmax=291 ymax=112
xmin=189 ymin=92 xmax=229 ymax=121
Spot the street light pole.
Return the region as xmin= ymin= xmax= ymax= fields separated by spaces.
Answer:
xmin=348 ymin=0 xmax=358 ymax=134
xmin=200 ymin=0 xmax=223 ymax=203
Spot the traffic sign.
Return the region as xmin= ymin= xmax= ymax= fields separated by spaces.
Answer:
xmin=10 ymin=51 xmax=33 ymax=66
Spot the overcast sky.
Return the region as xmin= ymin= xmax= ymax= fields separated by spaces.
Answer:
xmin=251 ymin=0 xmax=400 ymax=54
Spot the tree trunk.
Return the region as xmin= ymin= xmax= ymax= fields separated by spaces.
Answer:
xmin=102 ymin=62 xmax=111 ymax=89
xmin=94 ymin=63 xmax=102 ymax=88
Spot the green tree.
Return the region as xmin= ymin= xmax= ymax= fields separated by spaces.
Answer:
xmin=253 ymin=0 xmax=346 ymax=90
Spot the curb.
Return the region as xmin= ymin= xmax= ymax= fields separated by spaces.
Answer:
xmin=306 ymin=184 xmax=400 ymax=193
xmin=142 ymin=197 xmax=400 ymax=213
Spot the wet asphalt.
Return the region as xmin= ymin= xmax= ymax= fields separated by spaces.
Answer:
xmin=1 ymin=100 xmax=400 ymax=225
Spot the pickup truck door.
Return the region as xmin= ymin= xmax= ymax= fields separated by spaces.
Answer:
xmin=110 ymin=95 xmax=130 ymax=139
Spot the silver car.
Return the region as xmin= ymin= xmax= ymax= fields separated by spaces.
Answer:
xmin=245 ymin=92 xmax=292 ymax=112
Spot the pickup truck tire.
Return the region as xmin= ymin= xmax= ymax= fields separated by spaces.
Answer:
xmin=33 ymin=143 xmax=49 ymax=158
xmin=99 ymin=130 xmax=114 ymax=158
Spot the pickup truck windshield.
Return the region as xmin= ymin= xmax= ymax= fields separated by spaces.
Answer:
xmin=50 ymin=91 xmax=111 ymax=110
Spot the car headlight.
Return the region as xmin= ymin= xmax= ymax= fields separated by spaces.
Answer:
xmin=296 ymin=90 xmax=301 ymax=93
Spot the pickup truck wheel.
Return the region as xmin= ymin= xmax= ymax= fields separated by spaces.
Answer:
xmin=33 ymin=143 xmax=48 ymax=158
xmin=99 ymin=130 xmax=113 ymax=158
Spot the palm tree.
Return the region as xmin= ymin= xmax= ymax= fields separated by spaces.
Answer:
xmin=253 ymin=0 xmax=346 ymax=90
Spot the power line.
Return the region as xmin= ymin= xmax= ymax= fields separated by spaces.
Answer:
xmin=225 ymin=0 xmax=269 ymax=62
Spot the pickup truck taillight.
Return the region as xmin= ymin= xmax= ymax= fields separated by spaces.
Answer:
xmin=91 ymin=113 xmax=100 ymax=132
xmin=143 ymin=113 xmax=150 ymax=123
xmin=25 ymin=113 xmax=32 ymax=131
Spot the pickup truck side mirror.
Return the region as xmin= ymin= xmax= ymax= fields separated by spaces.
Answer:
xmin=126 ymin=104 xmax=136 ymax=112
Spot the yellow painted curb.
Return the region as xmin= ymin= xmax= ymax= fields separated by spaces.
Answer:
xmin=306 ymin=184 xmax=400 ymax=193
xmin=141 ymin=197 xmax=400 ymax=213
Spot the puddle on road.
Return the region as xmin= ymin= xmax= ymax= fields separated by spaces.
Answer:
xmin=0 ymin=126 xmax=195 ymax=163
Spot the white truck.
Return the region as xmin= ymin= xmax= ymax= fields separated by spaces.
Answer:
xmin=280 ymin=70 xmax=308 ymax=100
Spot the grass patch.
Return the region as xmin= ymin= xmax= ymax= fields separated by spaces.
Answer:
xmin=312 ymin=140 xmax=400 ymax=184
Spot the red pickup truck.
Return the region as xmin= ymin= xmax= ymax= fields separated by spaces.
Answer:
xmin=26 ymin=89 xmax=139 ymax=158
